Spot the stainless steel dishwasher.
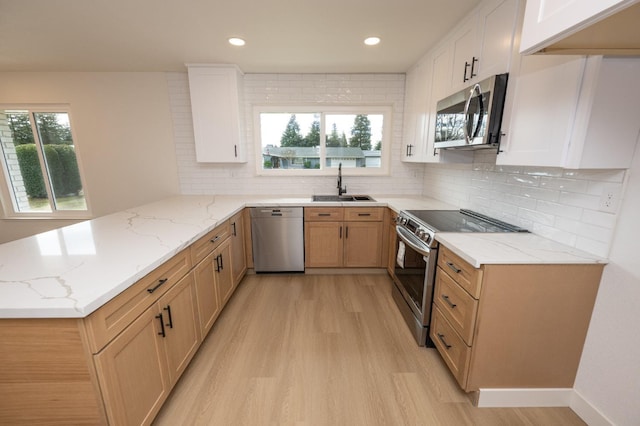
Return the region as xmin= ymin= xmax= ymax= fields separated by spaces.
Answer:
xmin=250 ymin=207 xmax=304 ymax=272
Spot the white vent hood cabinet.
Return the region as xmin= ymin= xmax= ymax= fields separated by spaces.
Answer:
xmin=520 ymin=0 xmax=640 ymax=55
xmin=187 ymin=64 xmax=247 ymax=163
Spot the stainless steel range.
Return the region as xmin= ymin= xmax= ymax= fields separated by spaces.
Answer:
xmin=391 ymin=209 xmax=527 ymax=346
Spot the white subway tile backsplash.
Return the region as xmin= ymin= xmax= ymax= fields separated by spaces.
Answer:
xmin=422 ymin=150 xmax=627 ymax=258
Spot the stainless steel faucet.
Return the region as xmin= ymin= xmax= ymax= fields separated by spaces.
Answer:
xmin=337 ymin=162 xmax=347 ymax=196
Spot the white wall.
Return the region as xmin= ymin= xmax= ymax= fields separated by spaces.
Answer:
xmin=572 ymin=145 xmax=640 ymax=425
xmin=0 ymin=72 xmax=180 ymax=243
xmin=168 ymin=72 xmax=425 ymax=196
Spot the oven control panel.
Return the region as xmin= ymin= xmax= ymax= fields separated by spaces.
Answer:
xmin=396 ymin=213 xmax=435 ymax=247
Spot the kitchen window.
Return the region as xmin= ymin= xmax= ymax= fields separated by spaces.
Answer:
xmin=0 ymin=106 xmax=90 ymax=218
xmin=254 ymin=106 xmax=391 ymax=176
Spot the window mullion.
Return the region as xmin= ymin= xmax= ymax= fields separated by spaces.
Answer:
xmin=319 ymin=112 xmax=326 ymax=170
xmin=29 ymin=111 xmax=56 ymax=212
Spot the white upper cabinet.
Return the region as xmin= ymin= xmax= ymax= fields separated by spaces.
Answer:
xmin=519 ymin=0 xmax=638 ymax=55
xmin=449 ymin=0 xmax=520 ymax=92
xmin=401 ymin=57 xmax=432 ymax=162
xmin=187 ymin=64 xmax=246 ymax=163
xmin=498 ymin=55 xmax=640 ymax=169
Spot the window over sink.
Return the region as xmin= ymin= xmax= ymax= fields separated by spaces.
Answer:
xmin=0 ymin=105 xmax=90 ymax=218
xmin=254 ymin=105 xmax=391 ymax=176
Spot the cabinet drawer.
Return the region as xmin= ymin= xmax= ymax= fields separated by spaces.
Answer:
xmin=438 ymin=246 xmax=483 ymax=298
xmin=344 ymin=207 xmax=384 ymax=221
xmin=434 ymin=267 xmax=478 ymax=345
xmin=431 ymin=306 xmax=472 ymax=389
xmin=191 ymin=221 xmax=231 ymax=265
xmin=84 ymin=249 xmax=192 ymax=353
xmin=305 ymin=207 xmax=344 ymax=221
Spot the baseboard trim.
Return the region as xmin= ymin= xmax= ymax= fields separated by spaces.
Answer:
xmin=476 ymin=388 xmax=573 ymax=407
xmin=570 ymin=390 xmax=614 ymax=426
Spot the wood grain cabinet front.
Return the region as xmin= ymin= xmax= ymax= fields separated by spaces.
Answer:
xmin=94 ymin=271 xmax=200 ymax=425
xmin=304 ymin=207 xmax=384 ymax=268
xmin=431 ymin=245 xmax=604 ymax=392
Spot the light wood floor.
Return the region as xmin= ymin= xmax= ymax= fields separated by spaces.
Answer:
xmin=154 ymin=274 xmax=586 ymax=425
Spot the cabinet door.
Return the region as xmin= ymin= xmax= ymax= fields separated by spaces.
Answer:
xmin=229 ymin=211 xmax=247 ymax=287
xmin=187 ymin=65 xmax=245 ymax=163
xmin=158 ymin=272 xmax=200 ymax=386
xmin=449 ymin=15 xmax=480 ymax=91
xmin=304 ymin=221 xmax=343 ymax=267
xmin=401 ymin=57 xmax=432 ymax=163
xmin=476 ymin=0 xmax=519 ymax=79
xmin=94 ymin=307 xmax=170 ymax=426
xmin=519 ymin=0 xmax=634 ymax=54
xmin=497 ymin=55 xmax=586 ymax=167
xmin=215 ymin=238 xmax=234 ymax=306
xmin=194 ymin=251 xmax=222 ymax=339
xmin=344 ymin=221 xmax=383 ymax=267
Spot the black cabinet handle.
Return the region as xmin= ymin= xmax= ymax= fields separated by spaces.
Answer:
xmin=446 ymin=262 xmax=461 ymax=274
xmin=234 ymin=144 xmax=238 ymax=158
xmin=318 ymin=213 xmax=331 ymax=217
xmin=437 ymin=333 xmax=452 ymax=349
xmin=210 ymin=235 xmax=221 ymax=244
xmin=147 ymin=278 xmax=168 ymax=294
xmin=345 ymin=226 xmax=349 ymax=239
xmin=215 ymin=254 xmax=221 ymax=272
xmin=219 ymin=253 xmax=224 ymax=270
xmin=358 ymin=213 xmax=371 ymax=217
xmin=156 ymin=313 xmax=166 ymax=338
xmin=470 ymin=56 xmax=478 ymax=78
xmin=441 ymin=295 xmax=457 ymax=309
xmin=339 ymin=226 xmax=342 ymax=239
xmin=164 ymin=305 xmax=173 ymax=329
xmin=232 ymin=222 xmax=237 ymax=236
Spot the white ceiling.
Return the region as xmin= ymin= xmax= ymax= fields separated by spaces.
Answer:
xmin=0 ymin=0 xmax=481 ymax=73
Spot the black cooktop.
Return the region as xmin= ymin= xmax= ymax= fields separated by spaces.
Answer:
xmin=405 ymin=209 xmax=528 ymax=233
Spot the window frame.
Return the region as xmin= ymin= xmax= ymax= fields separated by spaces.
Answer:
xmin=0 ymin=104 xmax=92 ymax=219
xmin=253 ymin=105 xmax=392 ymax=177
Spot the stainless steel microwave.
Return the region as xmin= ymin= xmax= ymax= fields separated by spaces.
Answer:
xmin=434 ymin=73 xmax=508 ymax=150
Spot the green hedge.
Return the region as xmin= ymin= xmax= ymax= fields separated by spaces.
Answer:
xmin=15 ymin=144 xmax=82 ymax=199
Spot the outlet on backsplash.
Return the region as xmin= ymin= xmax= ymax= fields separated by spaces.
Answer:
xmin=599 ymin=185 xmax=621 ymax=213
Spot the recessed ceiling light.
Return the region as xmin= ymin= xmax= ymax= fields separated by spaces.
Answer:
xmin=364 ymin=37 xmax=381 ymax=46
xmin=228 ymin=37 xmax=246 ymax=47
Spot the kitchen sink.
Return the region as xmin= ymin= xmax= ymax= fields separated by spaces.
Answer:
xmin=312 ymin=195 xmax=376 ymax=202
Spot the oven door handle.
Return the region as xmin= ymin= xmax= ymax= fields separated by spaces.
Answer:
xmin=396 ymin=226 xmax=431 ymax=257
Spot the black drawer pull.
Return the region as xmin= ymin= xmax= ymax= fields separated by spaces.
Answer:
xmin=358 ymin=213 xmax=371 ymax=216
xmin=147 ymin=278 xmax=168 ymax=294
xmin=164 ymin=305 xmax=173 ymax=329
xmin=156 ymin=313 xmax=166 ymax=338
xmin=446 ymin=262 xmax=461 ymax=274
xmin=437 ymin=333 xmax=452 ymax=349
xmin=441 ymin=295 xmax=457 ymax=309
xmin=318 ymin=213 xmax=331 ymax=217
xmin=210 ymin=235 xmax=221 ymax=244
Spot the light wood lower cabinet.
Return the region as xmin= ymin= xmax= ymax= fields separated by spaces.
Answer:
xmin=304 ymin=207 xmax=384 ymax=268
xmin=431 ymin=245 xmax=604 ymax=392
xmin=229 ymin=210 xmax=247 ymax=287
xmin=0 ymin=215 xmax=247 ymax=425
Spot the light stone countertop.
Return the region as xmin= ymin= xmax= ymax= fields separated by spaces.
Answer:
xmin=0 ymin=194 xmax=606 ymax=319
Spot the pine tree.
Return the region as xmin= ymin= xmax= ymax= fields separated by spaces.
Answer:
xmin=280 ymin=115 xmax=303 ymax=147
xmin=349 ymin=114 xmax=372 ymax=150
xmin=303 ymin=120 xmax=320 ymax=147
xmin=326 ymin=123 xmax=341 ymax=147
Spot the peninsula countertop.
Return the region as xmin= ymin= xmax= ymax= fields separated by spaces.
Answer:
xmin=0 ymin=194 xmax=606 ymax=319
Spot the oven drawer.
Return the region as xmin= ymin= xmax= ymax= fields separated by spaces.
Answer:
xmin=438 ymin=246 xmax=483 ymax=299
xmin=431 ymin=306 xmax=472 ymax=389
xmin=434 ymin=267 xmax=479 ymax=346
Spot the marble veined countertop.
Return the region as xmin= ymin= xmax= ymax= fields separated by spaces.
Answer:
xmin=0 ymin=194 xmax=606 ymax=319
